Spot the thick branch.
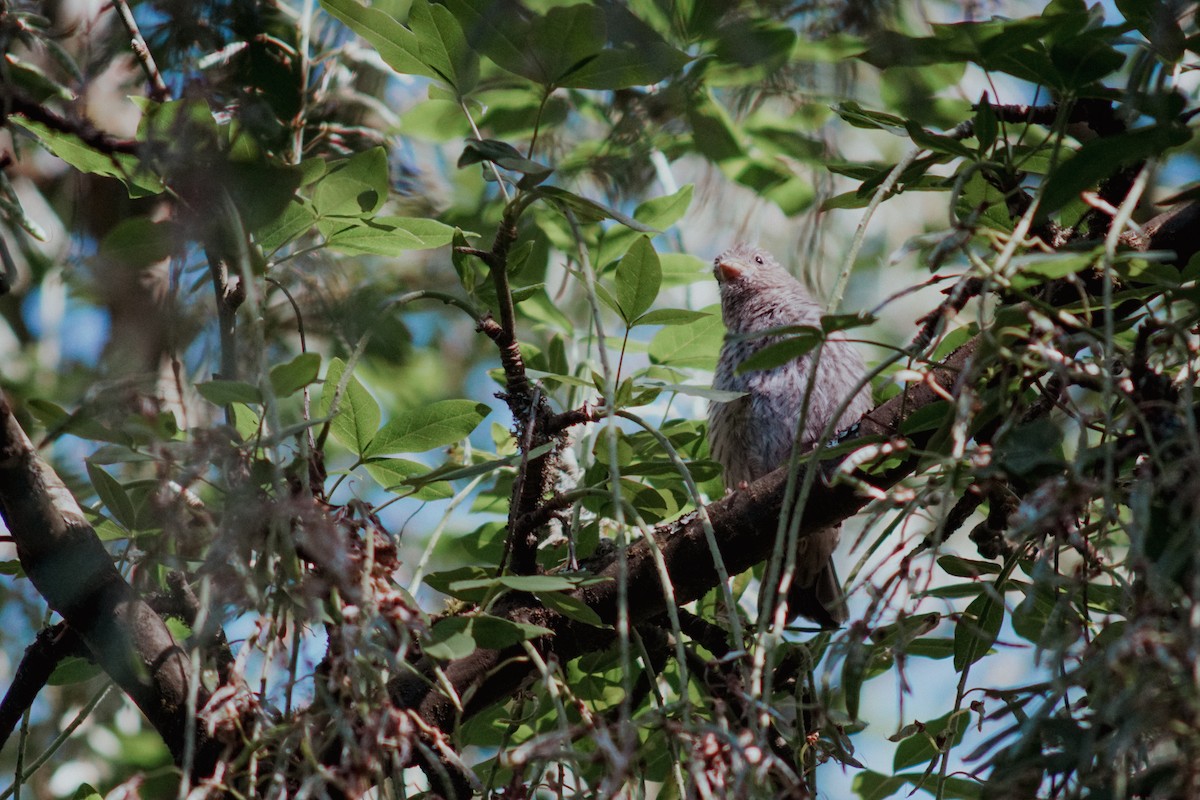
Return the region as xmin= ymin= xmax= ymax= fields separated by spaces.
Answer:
xmin=395 ymin=336 xmax=980 ymax=768
xmin=0 ymin=395 xmax=222 ymax=775
xmin=394 ymin=201 xmax=1200 ymax=797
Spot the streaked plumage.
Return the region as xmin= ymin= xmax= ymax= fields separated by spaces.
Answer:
xmin=707 ymin=244 xmax=871 ymax=627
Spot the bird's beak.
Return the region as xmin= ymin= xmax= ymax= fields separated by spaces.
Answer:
xmin=715 ymin=257 xmax=743 ymax=282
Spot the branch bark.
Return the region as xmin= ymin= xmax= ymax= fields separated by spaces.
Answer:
xmin=0 ymin=395 xmax=222 ymax=776
xmin=393 ymin=334 xmax=980 ymax=793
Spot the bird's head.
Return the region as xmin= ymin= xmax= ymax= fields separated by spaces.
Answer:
xmin=713 ymin=244 xmax=780 ymax=287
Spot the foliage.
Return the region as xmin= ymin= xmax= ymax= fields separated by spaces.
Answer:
xmin=0 ymin=0 xmax=1199 ymax=798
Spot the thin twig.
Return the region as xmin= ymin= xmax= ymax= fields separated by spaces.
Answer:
xmin=111 ymin=0 xmax=170 ymax=100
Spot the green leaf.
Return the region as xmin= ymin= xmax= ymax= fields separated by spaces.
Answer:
xmin=255 ymin=197 xmax=317 ymax=251
xmin=470 ymin=615 xmax=553 ymax=649
xmin=659 ymin=253 xmax=710 ymax=286
xmin=832 ymin=101 xmax=906 ymax=132
xmin=994 ymin=416 xmax=1066 ymax=475
xmin=319 ymin=358 xmax=381 ymax=456
xmin=452 ymin=575 xmax=579 ymax=593
xmin=1048 ymin=28 xmax=1125 ymax=89
xmin=842 ymin=640 xmax=871 ymax=720
xmin=559 ymin=42 xmax=690 ymax=89
xmin=688 ymin=90 xmax=744 ymax=162
xmin=1039 ymin=125 xmax=1192 ymax=216
xmin=98 ymin=218 xmax=177 ymax=268
xmin=224 ymin=159 xmax=305 ymax=233
xmin=822 ymin=190 xmax=873 ymax=211
xmin=424 ymin=617 xmax=477 ymax=660
xmin=534 ymin=186 xmax=657 ymax=233
xmin=614 ymin=237 xmax=661 ymax=324
xmin=5 ymin=55 xmax=74 ymax=103
xmin=536 ymin=590 xmax=606 ymax=627
xmin=165 ymin=617 xmax=193 ymax=641
xmin=710 ymin=17 xmax=796 ymax=75
xmin=424 ymin=565 xmax=491 ymax=602
xmin=9 ymin=117 xmax=163 ymax=197
xmin=892 ymin=710 xmax=969 ymax=771
xmin=442 ymin=0 xmax=537 ymax=82
xmin=324 ymin=216 xmax=458 ymax=255
xmin=87 ymin=462 xmax=137 ymax=530
xmin=363 ymin=458 xmax=455 ymax=501
xmin=633 ymin=308 xmax=711 ymax=327
xmin=636 ymin=185 xmax=694 ymax=230
xmin=365 ymin=400 xmax=489 ymax=457
xmin=445 ymin=3 xmax=609 ymax=87
xmin=905 ymin=638 xmax=958 ymax=660
xmin=854 ymin=770 xmax=981 ymax=800
xmin=412 ymin=442 xmax=555 ymax=486
xmin=319 ymin=0 xmax=431 ymax=78
xmin=974 ymin=94 xmax=997 ymax=150
xmin=938 ymin=555 xmax=1002 ymax=578
xmin=1117 ymin=0 xmax=1186 ymax=63
xmin=649 ymin=310 xmax=724 ymax=370
xmin=822 ymin=311 xmax=877 ymax=333
xmin=531 ymin=5 xmax=606 ymax=84
xmin=905 ymin=120 xmax=975 ymax=159
xmin=269 ymin=352 xmax=321 ymax=398
xmin=313 ymin=147 xmax=389 ymax=218
xmin=230 ymin=403 xmax=260 ymax=442
xmin=197 ymin=380 xmax=263 ymax=407
xmin=458 ymin=138 xmax=552 ymax=183
xmin=48 ymin=656 xmax=103 ymax=687
xmin=409 ymin=0 xmax=479 ymax=95
xmin=734 ymin=328 xmax=822 ymax=374
xmin=953 ymin=591 xmax=1005 ymax=672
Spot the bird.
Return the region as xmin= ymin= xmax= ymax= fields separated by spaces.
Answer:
xmin=707 ymin=243 xmax=871 ymax=628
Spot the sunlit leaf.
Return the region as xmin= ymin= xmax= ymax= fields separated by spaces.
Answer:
xmin=269 ymin=352 xmax=321 ymax=398
xmin=365 ymin=400 xmax=489 ymax=456
xmin=410 ymin=0 xmax=479 ymax=95
xmin=313 ymin=147 xmax=389 ymax=218
xmin=325 ymin=216 xmax=457 ymax=254
xmin=197 ymin=380 xmax=262 ymax=407
xmin=319 ymin=0 xmax=431 ymax=78
xmin=319 ymin=358 xmax=381 ymax=456
xmin=615 ymin=236 xmax=661 ymax=323
xmin=9 ymin=117 xmax=163 ymax=197
xmin=649 ymin=310 xmax=724 ymax=370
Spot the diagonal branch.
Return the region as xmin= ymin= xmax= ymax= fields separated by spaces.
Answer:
xmin=0 ymin=394 xmax=223 ymax=777
xmin=393 ymin=335 xmax=980 ymax=797
xmin=393 ymin=200 xmax=1200 ymax=798
xmin=0 ymin=623 xmax=86 ymax=753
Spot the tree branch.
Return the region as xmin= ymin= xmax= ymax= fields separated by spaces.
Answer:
xmin=1 ymin=90 xmax=140 ymax=156
xmin=0 ymin=394 xmax=223 ymax=776
xmin=0 ymin=623 xmax=86 ymax=753
xmin=391 ymin=335 xmax=980 ymax=793
xmin=464 ymin=206 xmax=562 ymax=576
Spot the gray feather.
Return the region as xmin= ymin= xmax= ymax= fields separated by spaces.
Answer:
xmin=707 ymin=244 xmax=871 ymax=627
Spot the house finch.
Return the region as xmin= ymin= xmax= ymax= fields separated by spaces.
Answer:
xmin=707 ymin=244 xmax=871 ymax=627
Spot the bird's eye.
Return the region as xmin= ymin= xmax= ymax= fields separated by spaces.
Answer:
xmin=754 ymin=255 xmax=764 ymax=265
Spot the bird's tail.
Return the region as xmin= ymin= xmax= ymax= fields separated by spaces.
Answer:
xmin=785 ymin=557 xmax=847 ymax=629
xmin=758 ymin=527 xmax=847 ymax=629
